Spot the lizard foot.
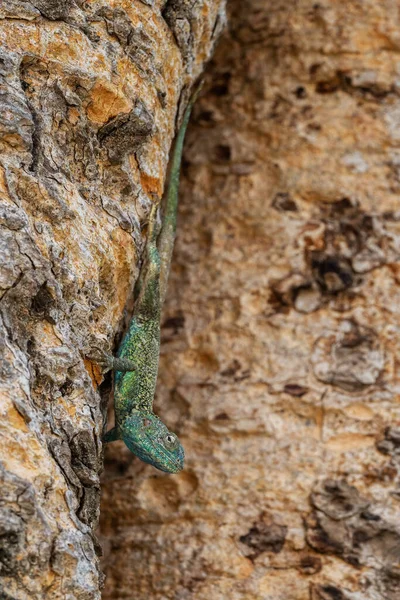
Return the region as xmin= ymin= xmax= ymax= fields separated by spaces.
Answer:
xmin=103 ymin=426 xmax=121 ymax=443
xmin=88 ymin=348 xmax=136 ymax=373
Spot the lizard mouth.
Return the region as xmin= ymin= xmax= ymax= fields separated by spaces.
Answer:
xmin=158 ymin=457 xmax=184 ymax=473
xmin=123 ymin=435 xmax=185 ymax=473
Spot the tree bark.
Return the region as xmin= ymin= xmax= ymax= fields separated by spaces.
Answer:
xmin=100 ymin=1 xmax=400 ymax=600
xmin=0 ymin=1 xmax=225 ymax=598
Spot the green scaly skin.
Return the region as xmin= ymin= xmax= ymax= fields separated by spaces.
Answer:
xmin=102 ymin=85 xmax=201 ymax=474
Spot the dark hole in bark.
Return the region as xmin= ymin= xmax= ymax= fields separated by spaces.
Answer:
xmin=284 ymin=383 xmax=308 ymax=397
xmin=215 ymin=412 xmax=229 ymax=420
xmin=31 ymin=282 xmax=55 ymax=316
xmin=215 ymin=144 xmax=231 ymax=162
xmin=272 ymin=193 xmax=298 ymax=212
xmin=352 ymin=529 xmax=370 ymax=547
xmin=311 ymin=255 xmax=353 ymax=293
xmin=163 ymin=314 xmax=185 ymax=332
xmin=332 ymin=198 xmax=353 ymax=213
xmin=60 ymin=379 xmax=74 ymax=396
xmin=210 ymin=73 xmax=231 ymax=96
xmin=310 ymin=63 xmax=322 ymax=75
xmin=240 ymin=521 xmax=287 ymax=559
xmin=360 ymin=510 xmax=381 ymax=521
xmin=320 ymin=585 xmax=344 ymax=600
xmin=299 ymin=555 xmax=322 ymax=575
xmin=295 ymin=86 xmax=307 ymax=99
xmin=197 ymin=110 xmax=215 ymax=123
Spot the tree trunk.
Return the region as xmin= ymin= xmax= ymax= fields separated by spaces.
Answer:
xmin=100 ymin=1 xmax=400 ymax=600
xmin=0 ymin=1 xmax=225 ymax=598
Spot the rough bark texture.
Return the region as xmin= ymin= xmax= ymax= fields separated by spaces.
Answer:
xmin=100 ymin=1 xmax=400 ymax=599
xmin=0 ymin=1 xmax=225 ymax=598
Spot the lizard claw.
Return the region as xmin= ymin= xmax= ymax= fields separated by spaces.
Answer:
xmin=87 ymin=347 xmax=115 ymax=374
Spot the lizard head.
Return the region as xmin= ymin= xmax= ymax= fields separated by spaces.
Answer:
xmin=121 ymin=413 xmax=184 ymax=474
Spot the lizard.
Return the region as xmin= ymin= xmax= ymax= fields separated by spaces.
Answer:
xmin=96 ymin=83 xmax=202 ymax=474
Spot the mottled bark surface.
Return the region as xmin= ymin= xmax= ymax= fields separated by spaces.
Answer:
xmin=100 ymin=1 xmax=400 ymax=599
xmin=0 ymin=1 xmax=225 ymax=598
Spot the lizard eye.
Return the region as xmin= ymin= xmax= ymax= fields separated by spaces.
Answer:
xmin=143 ymin=418 xmax=151 ymax=427
xmin=164 ymin=433 xmax=178 ymax=450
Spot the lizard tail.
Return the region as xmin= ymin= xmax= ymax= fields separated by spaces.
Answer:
xmin=158 ymin=80 xmax=203 ymax=305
